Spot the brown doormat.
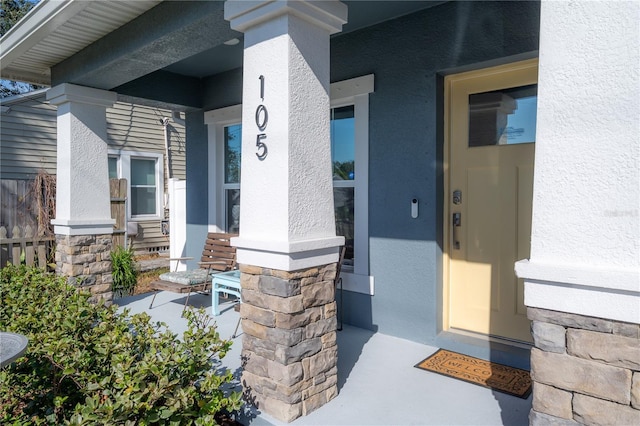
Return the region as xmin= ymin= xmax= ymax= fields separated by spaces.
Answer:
xmin=415 ymin=349 xmax=532 ymax=398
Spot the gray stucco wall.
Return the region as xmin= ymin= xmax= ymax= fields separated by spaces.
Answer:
xmin=192 ymin=1 xmax=540 ymax=350
xmin=330 ymin=1 xmax=540 ymax=344
xmin=185 ymin=110 xmax=209 ymax=227
xmin=202 ymin=68 xmax=243 ymax=112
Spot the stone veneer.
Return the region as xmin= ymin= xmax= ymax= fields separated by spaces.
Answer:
xmin=55 ymin=234 xmax=113 ymax=304
xmin=528 ymin=307 xmax=640 ymax=425
xmin=238 ymin=262 xmax=339 ymax=422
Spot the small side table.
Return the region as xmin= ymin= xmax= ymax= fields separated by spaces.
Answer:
xmin=212 ymin=270 xmax=241 ymax=316
xmin=0 ymin=332 xmax=28 ymax=368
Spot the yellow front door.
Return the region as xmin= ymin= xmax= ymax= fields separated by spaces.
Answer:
xmin=445 ymin=59 xmax=538 ymax=343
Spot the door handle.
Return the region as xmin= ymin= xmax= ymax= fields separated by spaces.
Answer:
xmin=452 ymin=212 xmax=461 ymax=250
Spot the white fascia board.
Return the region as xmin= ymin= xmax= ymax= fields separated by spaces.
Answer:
xmin=0 ymin=0 xmax=90 ymax=74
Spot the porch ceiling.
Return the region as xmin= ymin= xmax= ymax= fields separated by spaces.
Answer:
xmin=1 ymin=0 xmax=444 ymax=93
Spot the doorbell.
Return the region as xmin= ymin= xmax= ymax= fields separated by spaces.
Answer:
xmin=411 ymin=198 xmax=419 ymax=218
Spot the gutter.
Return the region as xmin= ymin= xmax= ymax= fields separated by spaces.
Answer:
xmin=0 ymin=88 xmax=49 ymax=106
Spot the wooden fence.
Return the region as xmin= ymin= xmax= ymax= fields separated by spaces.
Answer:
xmin=1 ymin=178 xmax=54 ymax=268
xmin=1 ymin=179 xmax=41 ymax=237
xmin=110 ymin=178 xmax=127 ymax=248
xmin=0 ymin=178 xmax=128 ymax=268
xmin=0 ymin=225 xmax=55 ymax=268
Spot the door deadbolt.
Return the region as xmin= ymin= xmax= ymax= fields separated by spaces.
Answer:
xmin=453 ymin=190 xmax=462 ymax=205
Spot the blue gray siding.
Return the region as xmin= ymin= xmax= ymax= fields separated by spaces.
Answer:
xmin=329 ymin=1 xmax=540 ymax=343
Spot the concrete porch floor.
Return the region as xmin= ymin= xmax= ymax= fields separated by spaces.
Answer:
xmin=117 ymin=290 xmax=532 ymax=425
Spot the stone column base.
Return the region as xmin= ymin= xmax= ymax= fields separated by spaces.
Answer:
xmin=239 ymin=262 xmax=339 ymax=422
xmin=528 ymin=307 xmax=640 ymax=425
xmin=55 ymin=234 xmax=113 ymax=304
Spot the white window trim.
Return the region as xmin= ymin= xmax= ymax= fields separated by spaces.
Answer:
xmin=204 ymin=104 xmax=242 ymax=234
xmin=108 ymin=149 xmax=164 ymax=221
xmin=204 ymin=74 xmax=374 ymax=295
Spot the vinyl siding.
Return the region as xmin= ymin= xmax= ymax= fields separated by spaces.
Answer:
xmin=106 ymin=101 xmax=187 ymax=181
xmin=0 ymin=93 xmax=186 ymax=252
xmin=0 ymin=96 xmax=58 ymax=179
xmin=106 ymin=101 xmax=186 ymax=252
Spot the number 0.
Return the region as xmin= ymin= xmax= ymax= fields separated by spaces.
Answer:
xmin=255 ymin=104 xmax=268 ymax=131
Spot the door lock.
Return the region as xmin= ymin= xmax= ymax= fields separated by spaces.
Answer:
xmin=452 ymin=212 xmax=461 ymax=250
xmin=453 ymin=190 xmax=462 ymax=205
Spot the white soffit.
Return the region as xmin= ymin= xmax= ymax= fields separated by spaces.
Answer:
xmin=0 ymin=0 xmax=162 ymax=85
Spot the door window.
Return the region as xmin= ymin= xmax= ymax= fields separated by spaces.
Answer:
xmin=468 ymin=84 xmax=537 ymax=147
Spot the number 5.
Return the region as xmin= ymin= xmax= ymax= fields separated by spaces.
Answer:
xmin=256 ymin=133 xmax=267 ymax=160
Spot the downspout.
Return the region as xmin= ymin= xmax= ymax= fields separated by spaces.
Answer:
xmin=160 ymin=117 xmax=172 ymax=179
xmin=160 ymin=117 xmax=172 ymax=224
xmin=161 ymin=112 xmax=185 ymax=181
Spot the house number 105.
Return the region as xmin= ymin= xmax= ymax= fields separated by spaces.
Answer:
xmin=255 ymin=75 xmax=268 ymax=160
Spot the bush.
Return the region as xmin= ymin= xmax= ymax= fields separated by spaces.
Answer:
xmin=111 ymin=245 xmax=138 ymax=298
xmin=0 ymin=265 xmax=242 ymax=425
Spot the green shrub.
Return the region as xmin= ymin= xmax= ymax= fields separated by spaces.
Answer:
xmin=111 ymin=245 xmax=138 ymax=298
xmin=0 ymin=264 xmax=243 ymax=425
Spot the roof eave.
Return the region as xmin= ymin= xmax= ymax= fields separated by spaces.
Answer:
xmin=0 ymin=0 xmax=91 ymax=85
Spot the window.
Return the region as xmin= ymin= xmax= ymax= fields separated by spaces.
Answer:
xmin=331 ymin=105 xmax=355 ymax=267
xmin=224 ymin=124 xmax=242 ymax=234
xmin=131 ymin=158 xmax=158 ymax=216
xmin=108 ymin=157 xmax=118 ymax=179
xmin=330 ymin=74 xmax=373 ymax=286
xmin=108 ymin=150 xmax=164 ymax=220
xmin=205 ymin=104 xmax=243 ymax=235
xmin=205 ymin=74 xmax=374 ymax=294
xmin=214 ymin=110 xmax=356 ymax=263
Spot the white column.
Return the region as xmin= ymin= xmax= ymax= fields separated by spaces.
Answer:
xmin=169 ymin=178 xmax=187 ymax=271
xmin=225 ymin=0 xmax=347 ymax=271
xmin=47 ymin=83 xmax=117 ymax=236
xmin=515 ymin=1 xmax=640 ymax=323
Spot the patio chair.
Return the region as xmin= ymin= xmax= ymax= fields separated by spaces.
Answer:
xmin=148 ymin=232 xmax=237 ymax=313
